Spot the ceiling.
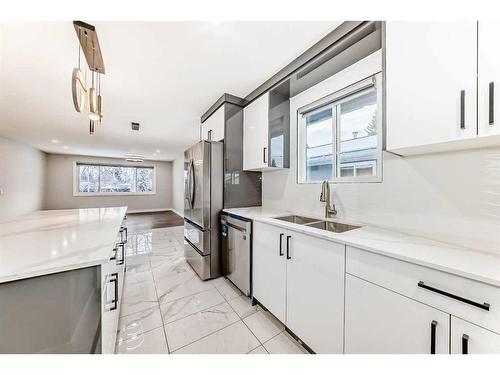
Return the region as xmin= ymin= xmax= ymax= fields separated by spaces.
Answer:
xmin=0 ymin=21 xmax=340 ymax=161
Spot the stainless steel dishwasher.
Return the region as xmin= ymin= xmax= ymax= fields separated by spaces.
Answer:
xmin=221 ymin=213 xmax=252 ymax=296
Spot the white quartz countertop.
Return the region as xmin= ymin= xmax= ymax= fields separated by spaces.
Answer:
xmin=0 ymin=207 xmax=127 ymax=283
xmin=222 ymin=206 xmax=292 ymax=220
xmin=254 ymin=215 xmax=500 ymax=287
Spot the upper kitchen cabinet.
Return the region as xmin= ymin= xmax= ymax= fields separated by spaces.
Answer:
xmin=201 ymin=105 xmax=225 ymax=141
xmin=200 ymin=94 xmax=248 ymax=142
xmin=385 ymin=21 xmax=478 ymax=155
xmin=243 ymin=82 xmax=290 ymax=171
xmin=478 ymin=22 xmax=500 ymax=138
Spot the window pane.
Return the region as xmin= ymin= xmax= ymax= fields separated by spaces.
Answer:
xmin=78 ymin=165 xmax=99 ymax=192
xmin=338 ymin=88 xmax=378 ymax=178
xmin=340 ymin=166 xmax=354 ymax=177
xmin=77 ymin=163 xmax=154 ymax=194
xmin=137 ymin=168 xmax=153 ymax=192
xmin=100 ymin=166 xmax=136 ymax=192
xmin=305 ymin=107 xmax=333 ymax=182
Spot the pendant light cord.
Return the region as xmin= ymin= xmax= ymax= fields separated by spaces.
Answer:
xmin=77 ymin=28 xmax=81 ymax=70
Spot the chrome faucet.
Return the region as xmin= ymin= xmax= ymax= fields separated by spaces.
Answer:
xmin=320 ymin=180 xmax=337 ymax=218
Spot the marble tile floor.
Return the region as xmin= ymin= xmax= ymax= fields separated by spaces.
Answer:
xmin=116 ymin=226 xmax=309 ymax=355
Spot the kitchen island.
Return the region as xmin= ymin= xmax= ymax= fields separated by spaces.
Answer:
xmin=0 ymin=207 xmax=127 ymax=354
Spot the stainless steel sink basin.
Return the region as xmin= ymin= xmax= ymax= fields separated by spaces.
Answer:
xmin=275 ymin=215 xmax=320 ymax=225
xmin=305 ymin=220 xmax=360 ymax=233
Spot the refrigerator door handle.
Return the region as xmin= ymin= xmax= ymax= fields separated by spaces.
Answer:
xmin=189 ymin=159 xmax=195 ymax=208
xmin=184 ymin=160 xmax=191 ymax=206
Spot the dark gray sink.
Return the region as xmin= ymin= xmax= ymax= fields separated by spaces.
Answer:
xmin=305 ymin=220 xmax=360 ymax=233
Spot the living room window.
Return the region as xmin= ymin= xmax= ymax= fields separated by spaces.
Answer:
xmin=75 ymin=162 xmax=155 ymax=195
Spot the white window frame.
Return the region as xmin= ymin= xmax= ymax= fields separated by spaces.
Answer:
xmin=73 ymin=161 xmax=157 ymax=196
xmin=297 ymin=73 xmax=383 ymax=184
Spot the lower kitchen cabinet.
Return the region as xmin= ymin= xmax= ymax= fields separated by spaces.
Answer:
xmin=253 ymin=221 xmax=287 ymax=322
xmin=253 ymin=221 xmax=345 ymax=353
xmin=101 ymin=237 xmax=126 ymax=354
xmin=345 ymin=274 xmax=450 ymax=354
xmin=286 ymin=231 xmax=345 ymax=353
xmin=451 ymin=317 xmax=500 ymax=354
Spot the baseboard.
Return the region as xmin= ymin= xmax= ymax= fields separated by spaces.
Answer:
xmin=170 ymin=208 xmax=184 ymax=218
xmin=127 ymin=208 xmax=173 ymax=214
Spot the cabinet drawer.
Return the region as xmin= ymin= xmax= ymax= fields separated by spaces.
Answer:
xmin=346 ymin=246 xmax=500 ymax=334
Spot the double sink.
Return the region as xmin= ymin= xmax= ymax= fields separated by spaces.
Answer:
xmin=275 ymin=215 xmax=360 ymax=233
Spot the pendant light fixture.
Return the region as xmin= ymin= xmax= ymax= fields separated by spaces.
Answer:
xmin=72 ymin=21 xmax=106 ymax=134
xmin=72 ymin=28 xmax=87 ymax=113
xmin=97 ymin=72 xmax=103 ymax=123
xmin=88 ymin=47 xmax=100 ymax=122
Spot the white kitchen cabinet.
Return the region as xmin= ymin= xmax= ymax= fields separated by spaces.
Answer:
xmin=386 ymin=21 xmax=478 ymax=154
xmin=243 ymin=85 xmax=290 ymax=171
xmin=478 ymin=22 xmax=500 ymax=138
xmin=451 ymin=317 xmax=500 ymax=354
xmin=100 ymin=260 xmax=119 ymax=354
xmin=252 ymin=221 xmax=287 ymax=322
xmin=243 ymin=93 xmax=269 ymax=170
xmin=286 ymin=231 xmax=345 ymax=353
xmin=101 ymin=240 xmax=125 ymax=354
xmin=345 ymin=274 xmax=450 ymax=354
xmin=201 ymin=105 xmax=225 ymax=141
xmin=253 ymin=221 xmax=345 ymax=353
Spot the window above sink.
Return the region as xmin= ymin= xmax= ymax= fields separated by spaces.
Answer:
xmin=297 ymin=73 xmax=383 ymax=184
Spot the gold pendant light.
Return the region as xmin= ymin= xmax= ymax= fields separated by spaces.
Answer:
xmin=97 ymin=72 xmax=103 ymax=123
xmin=88 ymin=48 xmax=100 ymax=122
xmin=72 ymin=21 xmax=105 ymax=134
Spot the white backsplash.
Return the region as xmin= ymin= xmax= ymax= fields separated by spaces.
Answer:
xmin=263 ymin=145 xmax=500 ymax=255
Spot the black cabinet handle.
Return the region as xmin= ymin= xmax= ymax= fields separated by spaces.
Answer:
xmin=279 ymin=233 xmax=284 ymax=256
xmin=489 ymin=82 xmax=495 ymax=125
xmin=120 ymin=226 xmax=128 ymax=243
xmin=117 ymin=242 xmax=125 ymax=265
xmin=110 ymin=245 xmax=117 ymax=261
xmin=418 ymin=281 xmax=490 ymax=311
xmin=430 ymin=320 xmax=437 ymax=354
xmin=286 ymin=235 xmax=291 ymax=260
xmin=108 ymin=273 xmax=118 ymax=311
xmin=460 ymin=90 xmax=466 ymax=129
xmin=263 ymin=147 xmax=267 ymax=164
xmin=462 ymin=334 xmax=469 ymax=354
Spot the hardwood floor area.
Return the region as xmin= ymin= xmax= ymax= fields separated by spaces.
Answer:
xmin=126 ymin=210 xmax=183 ymax=232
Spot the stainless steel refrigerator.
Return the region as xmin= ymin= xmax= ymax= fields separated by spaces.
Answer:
xmin=183 ymin=140 xmax=223 ymax=280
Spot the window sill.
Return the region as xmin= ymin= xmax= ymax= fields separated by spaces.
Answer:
xmin=297 ymin=177 xmax=382 ymax=184
xmin=73 ymin=191 xmax=157 ymax=197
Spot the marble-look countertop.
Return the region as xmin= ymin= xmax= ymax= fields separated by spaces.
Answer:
xmin=222 ymin=206 xmax=292 ymax=220
xmin=0 ymin=207 xmax=127 ymax=283
xmin=254 ymin=215 xmax=500 ymax=287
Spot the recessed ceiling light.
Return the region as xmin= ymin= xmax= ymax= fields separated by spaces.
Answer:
xmin=155 ymin=149 xmax=161 ymax=153
xmin=51 ymin=139 xmax=60 ymax=144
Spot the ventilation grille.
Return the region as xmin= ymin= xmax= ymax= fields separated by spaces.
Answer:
xmin=131 ymin=122 xmax=140 ymax=131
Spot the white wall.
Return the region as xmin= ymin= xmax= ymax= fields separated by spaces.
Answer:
xmin=0 ymin=136 xmax=47 ymax=219
xmin=44 ymin=154 xmax=174 ymax=212
xmin=172 ymin=155 xmax=184 ymax=217
xmin=262 ymin=52 xmax=500 ymax=255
